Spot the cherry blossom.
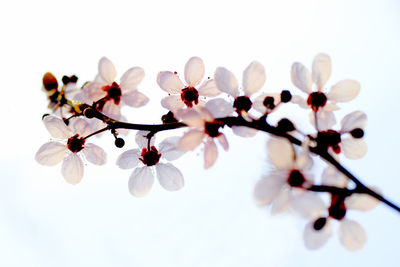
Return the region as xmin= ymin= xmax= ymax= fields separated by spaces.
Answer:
xmin=214 ymin=61 xmax=266 ymax=137
xmin=157 ymin=57 xmax=221 ymax=113
xmin=83 ymin=57 xmax=148 ymax=119
xmin=178 ymin=99 xmax=232 ymax=169
xmin=35 ymin=116 xmax=106 ymax=184
xmin=291 ymin=53 xmax=360 ymax=130
xmin=116 ymin=131 xmax=185 ymax=197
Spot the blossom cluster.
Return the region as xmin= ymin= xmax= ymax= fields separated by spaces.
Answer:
xmin=36 ymin=54 xmax=392 ymax=251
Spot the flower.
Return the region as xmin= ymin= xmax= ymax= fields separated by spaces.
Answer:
xmin=35 ymin=116 xmax=106 ymax=184
xmin=157 ymin=57 xmax=221 ymax=113
xmin=291 ymin=53 xmax=360 ymax=130
xmin=214 ymin=61 xmax=266 ymax=137
xmin=83 ymin=57 xmax=148 ymax=119
xmin=177 ymin=99 xmax=232 ymax=169
xmin=116 ymin=131 xmax=185 ymax=197
xmin=253 ymin=138 xmax=315 ymax=214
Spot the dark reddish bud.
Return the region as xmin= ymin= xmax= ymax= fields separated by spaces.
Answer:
xmin=313 ymin=217 xmax=327 ymax=231
xmin=43 ymin=72 xmax=58 ymax=91
xmin=162 ymin=111 xmax=178 ymax=124
xmin=350 ymin=128 xmax=364 ymax=138
xmin=263 ymin=96 xmax=275 ymax=110
xmin=84 ymin=108 xmax=95 ymax=119
xmin=288 ymin=170 xmax=305 ymax=187
xmin=277 ymin=118 xmax=295 ymax=133
xmin=280 ymin=90 xmax=292 ymax=103
xmin=115 ymin=138 xmax=125 ymax=148
xmin=233 ymin=96 xmax=252 ymax=113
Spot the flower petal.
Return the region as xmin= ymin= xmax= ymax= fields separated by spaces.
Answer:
xmin=214 ymin=67 xmax=239 ymax=97
xmin=178 ymin=129 xmax=204 ymax=151
xmin=70 ymin=117 xmax=92 ymax=136
xmin=128 ymin=167 xmax=154 ymax=197
xmin=83 ymin=143 xmax=106 ymax=165
xmin=310 ymin=110 xmax=336 ymax=131
xmin=292 ymin=193 xmax=326 ymax=219
xmin=120 ymin=67 xmax=144 ymax=91
xmin=291 ymin=62 xmax=312 ymax=93
xmin=122 ymin=89 xmax=149 ymax=108
xmin=43 ymin=116 xmax=72 ymax=139
xmin=98 ymin=57 xmax=116 ymax=84
xmin=327 ymin=80 xmax=360 ymax=102
xmin=253 ymin=171 xmax=286 ymax=206
xmin=303 ymin=219 xmax=332 ymax=250
xmin=83 ymin=82 xmax=106 ymax=101
xmin=291 ymin=95 xmax=309 ymax=109
xmin=157 ymin=71 xmax=184 ymax=94
xmin=116 ymin=149 xmax=141 ymax=169
xmin=156 ymin=163 xmax=184 ymax=191
xmin=102 ymin=101 xmax=121 ymax=120
xmin=270 ymin=187 xmax=292 ymax=215
xmin=341 ymin=138 xmax=367 ymax=159
xmin=180 ymin=109 xmax=204 ymax=127
xmin=312 ymin=53 xmax=331 ymax=90
xmin=35 ymin=142 xmax=67 ymax=166
xmin=345 ymin=187 xmax=380 ymax=211
xmin=204 ymin=138 xmax=218 ymax=169
xmin=184 ymin=57 xmax=205 ymax=86
xmin=160 ymin=95 xmax=184 ymax=113
xmin=197 ymin=79 xmax=221 ymax=97
xmin=159 ymin=136 xmax=185 ymax=161
xmin=135 ymin=131 xmax=154 ymax=149
xmin=232 ymin=126 xmax=258 ymax=137
xmin=216 ymin=134 xmax=229 ymax=151
xmin=338 ymin=219 xmax=366 ymax=251
xmin=321 ymin=166 xmax=348 ymax=187
xmin=205 ymin=98 xmax=234 ymax=118
xmin=61 ymin=153 xmax=84 ymax=185
xmin=267 ymin=138 xmax=294 ymax=169
xmin=242 ymin=61 xmax=266 ymax=96
xmin=340 ymin=111 xmax=367 ymax=132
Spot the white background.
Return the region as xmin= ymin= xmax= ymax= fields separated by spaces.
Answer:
xmin=0 ymin=0 xmax=399 ymax=266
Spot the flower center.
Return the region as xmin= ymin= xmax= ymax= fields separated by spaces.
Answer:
xmin=307 ymin=92 xmax=327 ymax=112
xmin=204 ymin=121 xmax=222 ymax=137
xmin=102 ymin=82 xmax=122 ymax=105
xmin=233 ymin=96 xmax=253 ymax=113
xmin=317 ymin=130 xmax=342 ymax=154
xmin=181 ymin=86 xmax=199 ymax=108
xmin=67 ymin=134 xmax=86 ymax=153
xmin=139 ymin=146 xmax=162 ymax=166
xmin=288 ymin=169 xmax=305 ymax=187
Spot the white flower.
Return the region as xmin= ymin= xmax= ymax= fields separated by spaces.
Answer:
xmin=35 ymin=116 xmax=106 ymax=184
xmin=291 ymin=53 xmax=360 ymax=130
xmin=253 ymin=138 xmax=315 ymax=214
xmin=178 ymin=99 xmax=232 ymax=169
xmin=83 ymin=57 xmax=148 ymax=119
xmin=116 ymin=131 xmax=185 ymax=197
xmin=157 ymin=57 xmax=221 ymax=113
xmin=214 ymin=61 xmax=266 ymax=137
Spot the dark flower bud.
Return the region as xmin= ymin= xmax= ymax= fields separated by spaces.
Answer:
xmin=350 ymin=128 xmax=364 ymax=138
xmin=115 ymin=138 xmax=125 ymax=148
xmin=162 ymin=111 xmax=178 ymax=124
xmin=277 ymin=118 xmax=295 ymax=133
xmin=313 ymin=217 xmax=327 ymax=231
xmin=83 ymin=108 xmax=95 ymax=119
xmin=280 ymin=90 xmax=292 ymax=103
xmin=263 ymin=96 xmax=275 ymax=110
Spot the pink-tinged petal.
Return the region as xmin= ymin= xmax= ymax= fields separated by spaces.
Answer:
xmin=271 ymin=188 xmax=291 ymax=215
xmin=43 ymin=116 xmax=72 ymax=139
xmin=338 ymin=219 xmax=366 ymax=251
xmin=198 ymin=106 xmax=215 ymax=122
xmin=157 ymin=71 xmax=184 ymax=94
xmin=70 ymin=118 xmax=92 ymax=136
xmin=291 ymin=62 xmax=312 ymax=93
xmin=291 ymin=95 xmax=309 ymax=109
xmin=340 ymin=111 xmax=367 ymax=132
xmin=98 ymin=57 xmax=116 ymax=84
xmin=204 ymin=138 xmax=218 ymax=169
xmin=310 ymin=110 xmax=336 ymax=131
xmin=197 ymin=79 xmax=221 ymax=97
xmin=180 ymin=109 xmax=204 ymax=127
xmin=267 ymin=138 xmax=294 ymax=169
xmin=122 ymin=89 xmax=149 ymax=108
xmin=156 ymin=163 xmax=184 ymax=191
xmin=323 ymin=102 xmax=340 ymax=112
xmin=184 ymin=56 xmax=205 ymax=86
xmin=253 ymin=172 xmax=286 ymax=206
xmin=120 ymin=67 xmax=144 ymax=91
xmin=61 ymin=153 xmax=84 ymax=185
xmin=321 ymin=166 xmax=348 ymax=187
xmin=159 ymin=136 xmax=185 ymax=161
xmin=216 ymin=134 xmax=229 ymax=151
xmin=232 ymin=126 xmax=258 ymax=137
xmin=327 ymin=80 xmax=360 ymax=102
xmin=303 ymin=219 xmax=332 ymax=250
xmin=292 ymin=193 xmax=326 ymax=219
xmin=35 ymin=142 xmax=67 ymax=166
xmin=135 ymin=131 xmax=154 ymax=149
xmin=102 ymin=101 xmax=121 ymax=120
xmin=341 ymin=138 xmax=367 ymax=159
xmin=312 ymin=53 xmax=331 ymax=90
xmin=214 ymin=67 xmax=239 ymax=97
xmin=205 ymin=98 xmax=234 ymax=118
xmin=243 ymin=61 xmax=266 ymax=96
xmin=345 ymin=188 xmax=380 ymax=211
xmin=116 ymin=149 xmax=141 ymax=169
xmin=161 ymin=95 xmax=184 ymax=113
xmin=178 ymin=129 xmax=204 ymax=151
xmin=83 ymin=143 xmax=106 ymax=165
xmin=94 ymin=74 xmax=106 ymax=84
xmin=83 ymin=82 xmax=106 ymax=101
xmin=128 ymin=167 xmax=154 ymax=197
